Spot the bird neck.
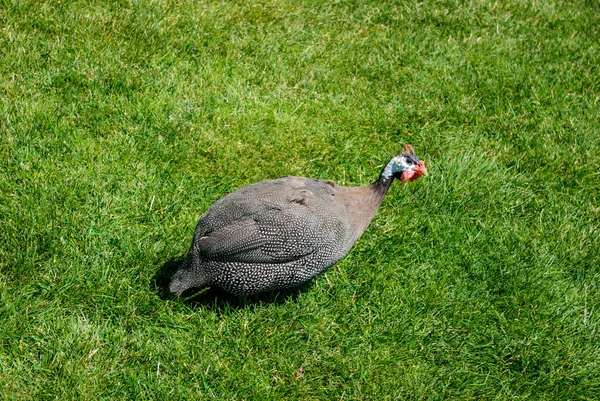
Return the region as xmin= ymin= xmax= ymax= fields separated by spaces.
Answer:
xmin=370 ymin=176 xmax=394 ymax=202
xmin=339 ymin=171 xmax=393 ymax=241
xmin=335 ymin=164 xmax=396 ymax=241
xmin=372 ymin=159 xmax=398 ymax=197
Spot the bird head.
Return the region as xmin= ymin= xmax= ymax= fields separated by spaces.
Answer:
xmin=389 ymin=144 xmax=428 ymax=183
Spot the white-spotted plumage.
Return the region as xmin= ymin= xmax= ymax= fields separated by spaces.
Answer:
xmin=169 ymin=146 xmax=427 ymax=296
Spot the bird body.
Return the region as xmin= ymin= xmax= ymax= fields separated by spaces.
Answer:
xmin=169 ymin=145 xmax=427 ymax=296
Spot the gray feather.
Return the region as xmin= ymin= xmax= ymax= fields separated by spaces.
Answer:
xmin=169 ymin=148 xmax=425 ymax=296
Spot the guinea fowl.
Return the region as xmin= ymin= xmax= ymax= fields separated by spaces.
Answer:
xmin=169 ymin=144 xmax=428 ymax=296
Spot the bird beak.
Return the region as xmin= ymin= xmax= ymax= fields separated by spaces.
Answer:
xmin=400 ymin=160 xmax=428 ymax=183
xmin=406 ymin=160 xmax=428 ymax=181
xmin=417 ymin=160 xmax=428 ymax=177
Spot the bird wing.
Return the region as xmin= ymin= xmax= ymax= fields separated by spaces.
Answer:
xmin=195 ymin=188 xmax=332 ymax=264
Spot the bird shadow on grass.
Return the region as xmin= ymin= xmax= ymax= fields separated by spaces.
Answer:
xmin=152 ymin=257 xmax=313 ymax=313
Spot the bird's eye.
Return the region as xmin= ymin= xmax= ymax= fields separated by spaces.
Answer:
xmin=405 ymin=158 xmax=414 ymax=165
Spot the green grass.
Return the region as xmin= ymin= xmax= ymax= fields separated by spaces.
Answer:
xmin=1 ymin=0 xmax=599 ymax=399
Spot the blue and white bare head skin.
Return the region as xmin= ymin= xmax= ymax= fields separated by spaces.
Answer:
xmin=381 ymin=144 xmax=428 ymax=183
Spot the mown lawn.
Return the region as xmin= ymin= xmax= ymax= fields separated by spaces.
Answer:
xmin=1 ymin=0 xmax=598 ymax=399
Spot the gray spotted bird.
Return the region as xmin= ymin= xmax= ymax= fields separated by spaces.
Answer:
xmin=169 ymin=145 xmax=428 ymax=296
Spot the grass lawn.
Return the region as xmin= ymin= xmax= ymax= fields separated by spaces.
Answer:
xmin=1 ymin=0 xmax=599 ymax=399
